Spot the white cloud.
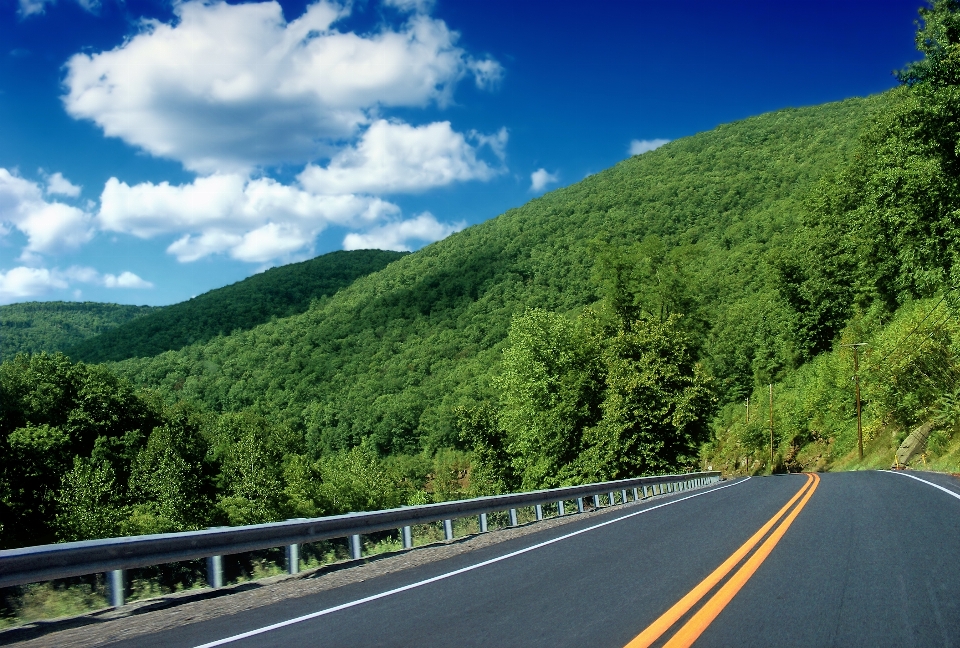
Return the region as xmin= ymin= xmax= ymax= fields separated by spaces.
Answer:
xmin=471 ymin=127 xmax=508 ymax=162
xmin=103 ymin=271 xmax=153 ymax=289
xmin=343 ymin=212 xmax=462 ymax=251
xmin=629 ymin=138 xmax=670 ymax=156
xmin=98 ymin=174 xmax=399 ymax=262
xmin=0 ymin=266 xmax=151 ymax=304
xmin=529 ymin=168 xmax=558 ymax=192
xmin=298 ymin=120 xmax=504 ymax=195
xmin=0 ymin=168 xmax=93 ymax=256
xmin=44 ymin=172 xmax=82 ymax=197
xmin=62 ymin=0 xmax=503 ymax=173
xmin=0 ymin=267 xmax=67 ymax=301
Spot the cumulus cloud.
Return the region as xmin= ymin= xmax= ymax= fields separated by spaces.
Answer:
xmin=44 ymin=171 xmax=82 ymax=197
xmin=299 ymin=120 xmax=504 ymax=195
xmin=98 ymin=174 xmax=399 ymax=262
xmin=62 ymin=0 xmax=503 ymax=174
xmin=529 ymin=168 xmax=558 ymax=192
xmin=0 ymin=266 xmax=151 ymax=303
xmin=629 ymin=138 xmax=670 ymax=156
xmin=0 ymin=168 xmax=93 ymax=256
xmin=103 ymin=271 xmax=153 ymax=288
xmin=0 ymin=267 xmax=67 ymax=300
xmin=343 ymin=212 xmax=462 ymax=251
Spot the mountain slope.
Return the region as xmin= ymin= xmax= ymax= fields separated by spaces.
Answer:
xmin=114 ymin=95 xmax=889 ymax=456
xmin=0 ymin=302 xmax=156 ymax=361
xmin=67 ymin=249 xmax=406 ymax=363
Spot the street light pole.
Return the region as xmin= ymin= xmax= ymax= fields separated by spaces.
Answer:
xmin=769 ymin=383 xmax=774 ymax=468
xmin=842 ymin=343 xmax=868 ymax=461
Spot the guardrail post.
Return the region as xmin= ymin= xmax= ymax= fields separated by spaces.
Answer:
xmin=576 ymin=497 xmax=584 ymax=513
xmin=593 ymin=494 xmax=600 ymax=508
xmin=479 ymin=513 xmax=488 ymax=533
xmin=621 ymin=489 xmax=628 ymax=503
xmin=402 ymin=525 xmax=413 ymax=548
xmin=206 ymin=555 xmax=223 ymax=589
xmin=509 ymin=508 xmax=518 ymax=527
xmin=535 ymin=504 xmax=543 ymax=521
xmin=443 ymin=519 xmax=454 ymax=541
xmin=608 ymin=491 xmax=615 ymax=506
xmin=633 ymin=487 xmax=639 ymax=501
xmin=558 ymin=500 xmax=566 ymax=516
xmin=108 ymin=569 xmax=125 ymax=607
xmin=286 ymin=544 xmax=300 ymax=575
xmin=349 ymin=534 xmax=362 ymax=560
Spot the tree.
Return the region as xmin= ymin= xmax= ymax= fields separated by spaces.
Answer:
xmin=897 ymin=0 xmax=960 ymax=88
xmin=579 ymin=314 xmax=714 ymax=480
xmin=56 ymin=457 xmax=125 ymax=541
xmin=497 ymin=308 xmax=604 ymax=488
xmin=125 ymin=404 xmax=214 ymax=534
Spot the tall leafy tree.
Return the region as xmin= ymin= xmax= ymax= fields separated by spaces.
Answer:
xmin=497 ymin=308 xmax=605 ymax=488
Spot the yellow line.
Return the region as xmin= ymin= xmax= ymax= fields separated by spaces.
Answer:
xmin=662 ymin=473 xmax=820 ymax=648
xmin=624 ymin=473 xmax=814 ymax=648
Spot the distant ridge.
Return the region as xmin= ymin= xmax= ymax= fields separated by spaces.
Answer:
xmin=67 ymin=249 xmax=406 ymax=363
xmin=0 ymin=302 xmax=156 ymax=361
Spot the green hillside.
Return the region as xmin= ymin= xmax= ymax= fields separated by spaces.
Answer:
xmin=0 ymin=302 xmax=156 ymax=361
xmin=67 ymin=249 xmax=406 ymax=363
xmin=113 ymin=94 xmax=888 ymax=457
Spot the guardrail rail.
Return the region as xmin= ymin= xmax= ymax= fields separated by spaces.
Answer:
xmin=0 ymin=471 xmax=721 ymax=606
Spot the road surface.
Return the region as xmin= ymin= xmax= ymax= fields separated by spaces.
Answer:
xmin=109 ymin=470 xmax=960 ymax=647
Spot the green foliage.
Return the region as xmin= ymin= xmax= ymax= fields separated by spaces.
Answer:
xmin=497 ymin=308 xmax=604 ymax=488
xmin=897 ymin=0 xmax=960 ymax=87
xmin=582 ymin=315 xmax=714 ymax=480
xmin=211 ymin=412 xmax=290 ymax=526
xmin=0 ymin=353 xmax=160 ymax=547
xmin=455 ymin=403 xmax=515 ymax=495
xmin=779 ymin=3 xmax=960 ymax=356
xmin=67 ymin=249 xmax=405 ymax=363
xmin=0 ymin=302 xmax=156 ymax=362
xmin=113 ymin=95 xmax=882 ymax=455
xmin=125 ymin=404 xmax=215 ymax=534
xmin=56 ymin=458 xmax=124 ymax=542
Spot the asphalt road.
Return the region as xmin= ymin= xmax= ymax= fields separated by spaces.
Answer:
xmin=111 ymin=470 xmax=960 ymax=648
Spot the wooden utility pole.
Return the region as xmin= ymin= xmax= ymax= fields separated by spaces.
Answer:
xmin=842 ymin=343 xmax=868 ymax=461
xmin=769 ymin=384 xmax=774 ymax=467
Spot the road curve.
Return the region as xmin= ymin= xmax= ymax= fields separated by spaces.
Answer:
xmin=108 ymin=471 xmax=960 ymax=648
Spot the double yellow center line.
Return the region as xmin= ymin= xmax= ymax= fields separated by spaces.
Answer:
xmin=625 ymin=473 xmax=820 ymax=648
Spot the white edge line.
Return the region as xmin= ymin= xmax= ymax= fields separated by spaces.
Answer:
xmin=193 ymin=477 xmax=751 ymax=648
xmin=883 ymin=470 xmax=960 ymax=502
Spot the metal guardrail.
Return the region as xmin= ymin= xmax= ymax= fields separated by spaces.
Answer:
xmin=0 ymin=471 xmax=720 ymax=605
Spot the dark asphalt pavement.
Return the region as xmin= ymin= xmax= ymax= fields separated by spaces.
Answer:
xmin=112 ymin=471 xmax=960 ymax=648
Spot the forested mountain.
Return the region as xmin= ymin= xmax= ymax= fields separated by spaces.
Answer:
xmin=0 ymin=302 xmax=156 ymax=361
xmin=114 ymin=95 xmax=886 ymax=456
xmin=66 ymin=249 xmax=406 ymax=363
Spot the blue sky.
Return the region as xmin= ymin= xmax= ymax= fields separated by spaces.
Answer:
xmin=0 ymin=0 xmax=923 ymax=305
